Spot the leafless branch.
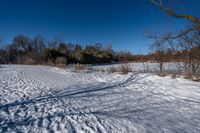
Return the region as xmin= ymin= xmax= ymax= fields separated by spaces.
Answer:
xmin=149 ymin=0 xmax=200 ymax=30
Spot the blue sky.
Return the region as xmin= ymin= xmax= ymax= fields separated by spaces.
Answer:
xmin=0 ymin=0 xmax=200 ymax=54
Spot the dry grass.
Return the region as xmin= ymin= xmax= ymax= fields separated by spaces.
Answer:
xmin=107 ymin=66 xmax=117 ymax=73
xmin=118 ymin=65 xmax=132 ymax=74
xmin=171 ymin=73 xmax=177 ymax=79
xmin=100 ymin=68 xmax=106 ymax=72
xmin=192 ymin=77 xmax=200 ymax=82
xmin=55 ymin=57 xmax=67 ymax=65
xmin=157 ymin=72 xmax=166 ymax=77
xmin=75 ymin=64 xmax=86 ymax=71
xmin=22 ymin=58 xmax=35 ymax=65
xmin=184 ymin=72 xmax=192 ymax=79
xmin=106 ymin=65 xmax=132 ymax=74
xmin=55 ymin=63 xmax=66 ymax=68
xmin=90 ymin=68 xmax=106 ymax=72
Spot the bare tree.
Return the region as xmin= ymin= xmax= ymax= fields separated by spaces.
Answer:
xmin=33 ymin=36 xmax=45 ymax=52
xmin=12 ymin=35 xmax=32 ymax=63
xmin=151 ymin=37 xmax=166 ymax=73
xmin=13 ymin=35 xmax=32 ymax=52
xmin=149 ymin=0 xmax=200 ymax=79
xmin=149 ymin=0 xmax=200 ymax=31
xmin=48 ymin=36 xmax=64 ymax=49
xmin=58 ymin=43 xmax=68 ymax=56
xmin=74 ymin=44 xmax=82 ymax=63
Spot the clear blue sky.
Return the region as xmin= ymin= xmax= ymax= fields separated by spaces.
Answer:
xmin=0 ymin=0 xmax=200 ymax=54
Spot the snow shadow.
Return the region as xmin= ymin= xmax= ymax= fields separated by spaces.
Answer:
xmin=1 ymin=72 xmax=200 ymax=132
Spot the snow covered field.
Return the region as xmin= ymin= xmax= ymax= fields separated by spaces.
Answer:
xmin=0 ymin=64 xmax=200 ymax=133
xmin=93 ymin=62 xmax=181 ymax=73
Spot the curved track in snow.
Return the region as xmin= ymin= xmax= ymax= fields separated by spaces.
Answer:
xmin=0 ymin=65 xmax=200 ymax=133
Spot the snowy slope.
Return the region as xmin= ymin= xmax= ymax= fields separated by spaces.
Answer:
xmin=0 ymin=65 xmax=200 ymax=133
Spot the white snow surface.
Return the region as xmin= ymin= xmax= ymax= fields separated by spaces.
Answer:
xmin=93 ymin=62 xmax=181 ymax=73
xmin=0 ymin=64 xmax=200 ymax=133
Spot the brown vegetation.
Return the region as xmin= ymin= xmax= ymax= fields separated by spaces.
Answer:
xmin=0 ymin=37 xmax=137 ymax=66
xmin=74 ymin=64 xmax=86 ymax=71
xmin=107 ymin=65 xmax=132 ymax=74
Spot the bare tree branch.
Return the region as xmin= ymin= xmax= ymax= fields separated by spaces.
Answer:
xmin=149 ymin=27 xmax=195 ymax=43
xmin=149 ymin=0 xmax=200 ymax=30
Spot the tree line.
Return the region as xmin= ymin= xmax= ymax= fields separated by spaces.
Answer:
xmin=0 ymin=35 xmax=136 ymax=65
